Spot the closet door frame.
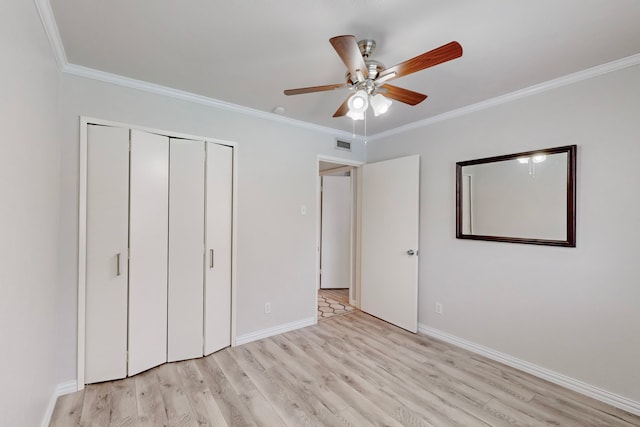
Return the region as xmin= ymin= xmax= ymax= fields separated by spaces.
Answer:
xmin=77 ymin=116 xmax=238 ymax=390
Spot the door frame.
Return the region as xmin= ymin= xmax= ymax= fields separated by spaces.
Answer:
xmin=315 ymin=155 xmax=364 ymax=324
xmin=77 ymin=116 xmax=239 ymax=390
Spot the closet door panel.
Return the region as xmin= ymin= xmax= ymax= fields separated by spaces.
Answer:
xmin=85 ymin=125 xmax=129 ymax=383
xmin=204 ymin=142 xmax=233 ymax=355
xmin=167 ymin=139 xmax=205 ymax=362
xmin=128 ymin=130 xmax=169 ymax=376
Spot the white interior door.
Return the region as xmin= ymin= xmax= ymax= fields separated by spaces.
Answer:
xmin=128 ymin=130 xmax=169 ymax=376
xmin=320 ymin=175 xmax=351 ymax=289
xmin=85 ymin=125 xmax=129 ymax=383
xmin=204 ymin=142 xmax=233 ymax=355
xmin=167 ymin=139 xmax=205 ymax=362
xmin=361 ymin=155 xmax=420 ymax=333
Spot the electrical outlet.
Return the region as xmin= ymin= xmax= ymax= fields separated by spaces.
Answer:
xmin=435 ymin=302 xmax=443 ymax=315
xmin=264 ymin=302 xmax=271 ymax=314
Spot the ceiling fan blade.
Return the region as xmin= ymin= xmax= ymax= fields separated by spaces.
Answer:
xmin=330 ymin=35 xmax=369 ymax=79
xmin=380 ymin=84 xmax=428 ymax=106
xmin=284 ymin=83 xmax=348 ymax=96
xmin=378 ymin=41 xmax=462 ymax=82
xmin=332 ymin=97 xmax=350 ymax=117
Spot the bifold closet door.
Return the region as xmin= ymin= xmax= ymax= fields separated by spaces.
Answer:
xmin=85 ymin=125 xmax=129 ymax=384
xmin=167 ymin=139 xmax=205 ymax=362
xmin=204 ymin=142 xmax=233 ymax=355
xmin=128 ymin=130 xmax=169 ymax=376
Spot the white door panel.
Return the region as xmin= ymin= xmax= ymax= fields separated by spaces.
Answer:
xmin=320 ymin=175 xmax=351 ymax=289
xmin=168 ymin=139 xmax=205 ymax=362
xmin=85 ymin=125 xmax=129 ymax=383
xmin=128 ymin=130 xmax=169 ymax=376
xmin=204 ymin=142 xmax=233 ymax=355
xmin=361 ymin=155 xmax=419 ymax=333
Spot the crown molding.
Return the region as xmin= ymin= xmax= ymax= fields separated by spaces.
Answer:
xmin=35 ymin=0 xmax=639 ymax=143
xmin=59 ymin=52 xmax=640 ymax=144
xmin=62 ymin=63 xmax=361 ymax=142
xmin=34 ymin=0 xmax=67 ymax=68
xmin=369 ymin=53 xmax=640 ymax=141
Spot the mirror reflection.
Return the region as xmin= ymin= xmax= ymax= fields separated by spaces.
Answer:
xmin=456 ymin=145 xmax=576 ymax=247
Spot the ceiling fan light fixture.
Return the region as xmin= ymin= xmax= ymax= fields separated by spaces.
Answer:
xmin=348 ymin=90 xmax=369 ymax=114
xmin=370 ymin=93 xmax=392 ymax=116
xmin=346 ymin=110 xmax=365 ymax=121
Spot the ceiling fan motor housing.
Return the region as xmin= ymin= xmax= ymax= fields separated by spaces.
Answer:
xmin=345 ymin=39 xmax=385 ymax=87
xmin=357 ymin=39 xmax=376 ymax=57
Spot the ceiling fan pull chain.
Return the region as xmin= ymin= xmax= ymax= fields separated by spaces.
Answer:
xmin=364 ymin=109 xmax=367 ymax=144
xmin=352 ymin=118 xmax=355 ymax=142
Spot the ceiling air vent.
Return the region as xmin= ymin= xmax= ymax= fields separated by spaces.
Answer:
xmin=336 ymin=139 xmax=351 ymax=151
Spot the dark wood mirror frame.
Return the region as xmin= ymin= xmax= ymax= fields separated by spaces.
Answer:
xmin=456 ymin=145 xmax=577 ymax=247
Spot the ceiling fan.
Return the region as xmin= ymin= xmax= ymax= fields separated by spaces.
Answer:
xmin=284 ymin=35 xmax=463 ymax=119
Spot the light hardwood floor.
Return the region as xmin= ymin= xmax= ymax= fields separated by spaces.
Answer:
xmin=51 ymin=312 xmax=640 ymax=426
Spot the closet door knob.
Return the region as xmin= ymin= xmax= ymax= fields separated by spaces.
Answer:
xmin=406 ymin=249 xmax=416 ymax=256
xmin=116 ymin=253 xmax=121 ymax=276
xmin=209 ymin=249 xmax=215 ymax=269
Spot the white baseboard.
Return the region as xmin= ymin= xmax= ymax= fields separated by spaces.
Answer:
xmin=41 ymin=317 xmax=315 ymax=425
xmin=235 ymin=317 xmax=315 ymax=346
xmin=41 ymin=380 xmax=78 ymax=427
xmin=419 ymin=324 xmax=640 ymax=416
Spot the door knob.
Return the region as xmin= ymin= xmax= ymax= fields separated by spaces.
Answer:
xmin=407 ymin=249 xmax=417 ymax=256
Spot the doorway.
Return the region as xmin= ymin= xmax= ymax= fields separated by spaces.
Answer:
xmin=316 ymin=156 xmax=362 ymax=322
xmin=315 ymin=154 xmax=420 ymax=331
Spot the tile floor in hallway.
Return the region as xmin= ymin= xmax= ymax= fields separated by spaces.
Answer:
xmin=317 ymin=288 xmax=355 ymax=320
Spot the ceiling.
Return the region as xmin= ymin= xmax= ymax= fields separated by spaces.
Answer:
xmin=49 ymin=0 xmax=640 ymax=136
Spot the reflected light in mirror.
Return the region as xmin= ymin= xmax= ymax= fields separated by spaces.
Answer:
xmin=517 ymin=155 xmax=547 ymax=164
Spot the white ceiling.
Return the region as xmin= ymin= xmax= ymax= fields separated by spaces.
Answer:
xmin=49 ymin=0 xmax=640 ymax=136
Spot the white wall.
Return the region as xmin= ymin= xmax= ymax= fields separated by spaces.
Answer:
xmin=57 ymin=74 xmax=365 ymax=383
xmin=366 ymin=64 xmax=640 ymax=402
xmin=0 ymin=1 xmax=60 ymax=425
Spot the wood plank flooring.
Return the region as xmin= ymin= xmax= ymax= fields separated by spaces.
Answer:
xmin=51 ymin=312 xmax=640 ymax=426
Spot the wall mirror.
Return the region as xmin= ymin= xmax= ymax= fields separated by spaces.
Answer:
xmin=456 ymin=145 xmax=576 ymax=247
